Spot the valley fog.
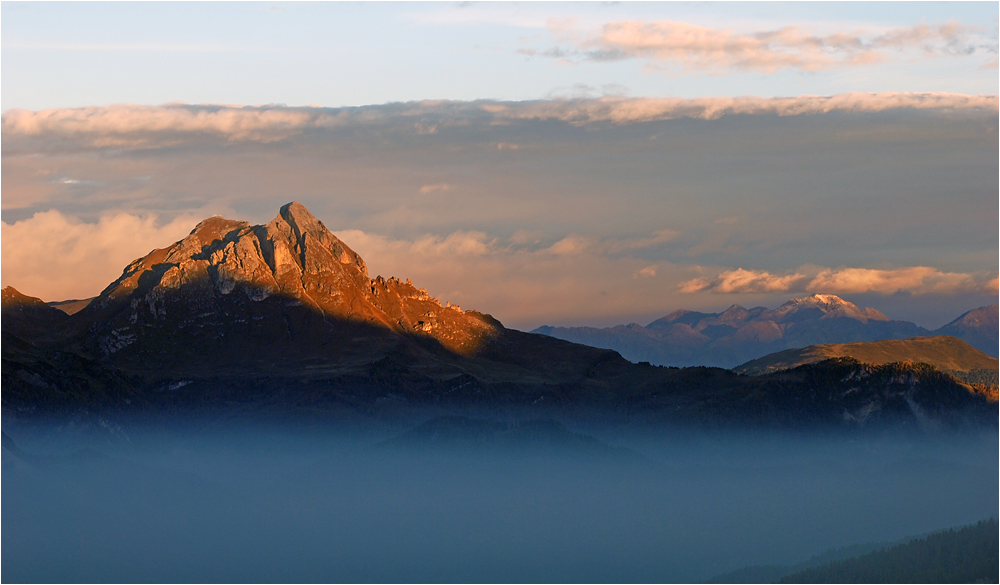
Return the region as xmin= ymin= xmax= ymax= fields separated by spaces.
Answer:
xmin=3 ymin=417 xmax=997 ymax=583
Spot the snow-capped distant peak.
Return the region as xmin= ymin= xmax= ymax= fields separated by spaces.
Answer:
xmin=771 ymin=294 xmax=887 ymax=322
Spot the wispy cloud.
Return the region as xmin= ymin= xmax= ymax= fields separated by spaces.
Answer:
xmin=679 ymin=268 xmax=807 ymax=294
xmin=604 ymin=229 xmax=679 ymax=254
xmin=680 ymin=266 xmax=996 ymax=296
xmin=540 ymin=19 xmax=997 ymax=74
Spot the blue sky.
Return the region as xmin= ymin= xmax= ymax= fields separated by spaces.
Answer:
xmin=1 ymin=2 xmax=997 ymax=330
xmin=3 ymin=2 xmax=997 ymax=109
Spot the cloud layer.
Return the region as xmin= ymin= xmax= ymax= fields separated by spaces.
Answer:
xmin=680 ymin=266 xmax=996 ymax=296
xmin=3 ymin=92 xmax=995 ymax=151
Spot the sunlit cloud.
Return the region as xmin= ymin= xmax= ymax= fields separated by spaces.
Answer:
xmin=806 ymin=267 xmax=988 ymax=295
xmin=679 ymin=268 xmax=808 ymax=294
xmin=635 ymin=265 xmax=657 ymax=279
xmin=680 ymin=266 xmax=996 ymax=296
xmin=541 ymin=19 xmax=996 ymax=74
xmin=1 ymin=210 xmax=201 ymax=301
xmin=547 ymin=235 xmax=590 ymax=255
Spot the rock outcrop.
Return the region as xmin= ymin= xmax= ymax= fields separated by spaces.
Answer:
xmin=80 ymin=202 xmax=498 ymax=367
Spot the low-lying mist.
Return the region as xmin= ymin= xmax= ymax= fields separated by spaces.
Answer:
xmin=3 ymin=417 xmax=997 ymax=583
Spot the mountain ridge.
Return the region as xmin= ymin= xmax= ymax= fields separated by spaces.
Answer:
xmin=3 ymin=203 xmax=995 ymax=432
xmin=534 ymin=296 xmax=998 ymax=367
xmin=734 ymin=336 xmax=998 ymax=395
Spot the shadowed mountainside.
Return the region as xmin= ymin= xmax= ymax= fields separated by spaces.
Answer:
xmin=934 ymin=305 xmax=999 ymax=357
xmin=533 ymin=297 xmax=998 ymax=367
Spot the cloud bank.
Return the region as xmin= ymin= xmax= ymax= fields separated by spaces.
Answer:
xmin=3 ymin=92 xmax=995 ymax=151
xmin=680 ymin=266 xmax=997 ymax=296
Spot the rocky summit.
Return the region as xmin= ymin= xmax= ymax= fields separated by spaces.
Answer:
xmin=83 ymin=202 xmax=498 ymax=362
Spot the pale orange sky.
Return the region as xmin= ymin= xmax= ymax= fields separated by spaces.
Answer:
xmin=2 ymin=97 xmax=996 ymax=329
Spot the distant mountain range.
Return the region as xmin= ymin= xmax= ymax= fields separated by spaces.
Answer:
xmin=2 ymin=203 xmax=995 ymax=432
xmin=534 ymin=296 xmax=998 ymax=368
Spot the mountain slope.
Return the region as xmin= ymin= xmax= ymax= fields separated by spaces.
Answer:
xmin=734 ymin=336 xmax=998 ymax=376
xmin=933 ymin=305 xmax=998 ymax=357
xmin=535 ymin=294 xmax=931 ymax=368
xmin=1 ymin=287 xmax=71 ymax=343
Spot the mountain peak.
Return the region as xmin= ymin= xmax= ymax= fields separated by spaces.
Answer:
xmin=277 ymin=201 xmax=328 ymax=245
xmin=1 ymin=286 xmax=44 ymax=308
xmin=771 ymin=293 xmax=886 ymax=323
xmin=81 ymin=202 xmax=500 ymax=358
xmin=279 ymin=201 xmax=319 ymax=226
xmin=785 ymin=293 xmax=852 ymax=308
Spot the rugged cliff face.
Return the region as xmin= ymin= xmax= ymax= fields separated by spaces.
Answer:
xmin=77 ymin=202 xmax=499 ymax=371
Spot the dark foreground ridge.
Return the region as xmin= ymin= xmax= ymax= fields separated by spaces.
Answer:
xmin=780 ymin=518 xmax=999 ymax=584
xmin=735 ymin=336 xmax=999 ymax=394
xmin=3 ymin=203 xmax=996 ymax=434
xmin=705 ymin=518 xmax=999 ymax=584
